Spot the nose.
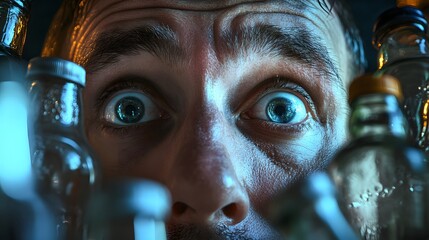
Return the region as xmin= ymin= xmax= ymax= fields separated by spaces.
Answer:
xmin=167 ymin=111 xmax=250 ymax=226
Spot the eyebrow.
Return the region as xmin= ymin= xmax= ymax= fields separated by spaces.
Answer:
xmin=85 ymin=25 xmax=184 ymax=74
xmin=85 ymin=23 xmax=340 ymax=84
xmin=221 ymin=24 xmax=340 ymax=82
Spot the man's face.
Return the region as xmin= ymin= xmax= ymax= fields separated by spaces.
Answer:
xmin=60 ymin=0 xmax=352 ymax=238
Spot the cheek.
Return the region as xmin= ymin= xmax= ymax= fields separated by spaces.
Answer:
xmin=86 ymin=120 xmax=174 ymax=180
xmin=245 ymin=126 xmax=329 ymax=215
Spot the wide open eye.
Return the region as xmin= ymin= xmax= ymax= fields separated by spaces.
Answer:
xmin=246 ymin=91 xmax=309 ymax=124
xmin=103 ymin=91 xmax=163 ymax=126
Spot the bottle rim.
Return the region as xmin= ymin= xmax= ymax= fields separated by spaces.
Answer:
xmin=372 ymin=6 xmax=427 ymax=49
xmin=27 ymin=57 xmax=86 ymax=87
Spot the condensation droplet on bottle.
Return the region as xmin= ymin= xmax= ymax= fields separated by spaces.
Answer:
xmin=349 ymin=202 xmax=362 ymax=208
xmin=367 ymin=189 xmax=373 ymax=197
xmin=414 ymin=185 xmax=424 ymax=192
xmin=360 ymin=193 xmax=370 ymax=201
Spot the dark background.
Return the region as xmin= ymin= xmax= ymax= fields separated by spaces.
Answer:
xmin=22 ymin=0 xmax=396 ymax=73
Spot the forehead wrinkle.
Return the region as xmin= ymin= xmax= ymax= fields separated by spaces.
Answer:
xmin=220 ymin=24 xmax=340 ymax=82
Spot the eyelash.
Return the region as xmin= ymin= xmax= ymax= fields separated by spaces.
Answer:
xmin=257 ymin=79 xmax=317 ymax=117
xmin=239 ymin=78 xmax=318 ymax=132
xmin=96 ymin=81 xmax=149 ymax=111
xmin=95 ymin=81 xmax=162 ymax=135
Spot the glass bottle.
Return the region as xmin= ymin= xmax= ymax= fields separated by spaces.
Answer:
xmin=269 ymin=172 xmax=359 ymax=240
xmin=0 ymin=1 xmax=55 ymax=240
xmin=373 ymin=6 xmax=429 ymax=151
xmin=27 ymin=57 xmax=99 ymax=240
xmin=0 ymin=0 xmax=30 ymax=57
xmin=328 ymin=74 xmax=429 ymax=240
xmin=396 ymin=0 xmax=429 ymax=20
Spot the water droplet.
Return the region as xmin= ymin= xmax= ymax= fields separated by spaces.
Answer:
xmin=360 ymin=193 xmax=370 ymax=201
xmin=410 ymin=187 xmax=414 ymax=192
xmin=349 ymin=202 xmax=362 ymax=208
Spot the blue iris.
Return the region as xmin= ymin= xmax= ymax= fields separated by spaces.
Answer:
xmin=115 ymin=96 xmax=145 ymax=123
xmin=266 ymin=97 xmax=296 ymax=123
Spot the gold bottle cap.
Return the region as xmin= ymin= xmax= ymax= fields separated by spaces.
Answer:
xmin=348 ymin=74 xmax=403 ymax=104
xmin=397 ymin=0 xmax=429 ymax=9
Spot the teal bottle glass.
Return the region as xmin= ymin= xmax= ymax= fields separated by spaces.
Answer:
xmin=269 ymin=172 xmax=359 ymax=240
xmin=27 ymin=57 xmax=99 ymax=240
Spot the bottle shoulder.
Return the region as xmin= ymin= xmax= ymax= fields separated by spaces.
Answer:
xmin=330 ymin=135 xmax=427 ymax=172
xmin=33 ymin=132 xmax=93 ymax=157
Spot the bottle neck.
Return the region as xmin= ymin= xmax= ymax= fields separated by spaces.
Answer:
xmin=349 ymin=94 xmax=408 ymax=139
xmin=0 ymin=0 xmax=29 ymax=56
xmin=30 ymin=78 xmax=84 ymax=135
xmin=376 ymin=25 xmax=429 ymax=69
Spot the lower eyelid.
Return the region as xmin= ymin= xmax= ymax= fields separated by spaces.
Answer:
xmin=236 ymin=117 xmax=317 ymax=140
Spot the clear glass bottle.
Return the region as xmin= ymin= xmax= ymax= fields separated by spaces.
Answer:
xmin=328 ymin=74 xmax=429 ymax=240
xmin=373 ymin=6 xmax=429 ymax=151
xmin=27 ymin=57 xmax=99 ymax=240
xmin=269 ymin=172 xmax=359 ymax=240
xmin=0 ymin=1 xmax=55 ymax=240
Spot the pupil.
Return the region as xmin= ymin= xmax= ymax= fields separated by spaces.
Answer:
xmin=125 ymin=105 xmax=137 ymax=117
xmin=115 ymin=97 xmax=145 ymax=123
xmin=266 ymin=98 xmax=296 ymax=123
xmin=274 ymin=105 xmax=286 ymax=116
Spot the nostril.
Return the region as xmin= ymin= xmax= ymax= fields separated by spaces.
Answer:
xmin=222 ymin=203 xmax=238 ymax=219
xmin=221 ymin=200 xmax=249 ymax=225
xmin=172 ymin=202 xmax=188 ymax=216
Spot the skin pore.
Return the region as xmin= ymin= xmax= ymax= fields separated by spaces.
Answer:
xmin=42 ymin=0 xmax=360 ymax=239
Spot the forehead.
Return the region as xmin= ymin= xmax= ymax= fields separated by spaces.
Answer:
xmin=70 ymin=0 xmax=343 ymax=64
xmin=85 ymin=0 xmax=312 ymax=11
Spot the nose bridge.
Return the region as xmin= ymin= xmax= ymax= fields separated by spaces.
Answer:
xmin=174 ymin=102 xmax=236 ymax=196
xmin=167 ymin=96 xmax=249 ymax=224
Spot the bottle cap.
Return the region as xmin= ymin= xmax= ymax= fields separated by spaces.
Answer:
xmin=397 ymin=0 xmax=429 ymax=9
xmin=27 ymin=57 xmax=86 ymax=87
xmin=372 ymin=6 xmax=427 ymax=48
xmin=348 ymin=74 xmax=403 ymax=104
